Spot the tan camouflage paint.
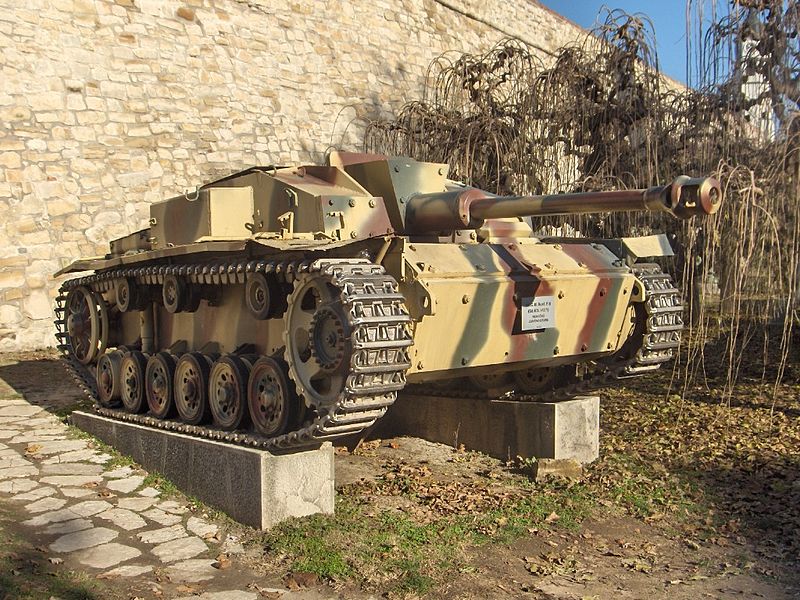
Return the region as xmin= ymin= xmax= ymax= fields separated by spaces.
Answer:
xmin=58 ymin=154 xmax=718 ymax=384
xmin=396 ymin=239 xmax=639 ymax=380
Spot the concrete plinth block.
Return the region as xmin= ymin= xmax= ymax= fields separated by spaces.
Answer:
xmin=376 ymin=394 xmax=599 ymax=464
xmin=70 ymin=412 xmax=334 ymax=529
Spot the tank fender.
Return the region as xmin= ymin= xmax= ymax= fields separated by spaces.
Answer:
xmin=620 ymin=234 xmax=675 ymax=259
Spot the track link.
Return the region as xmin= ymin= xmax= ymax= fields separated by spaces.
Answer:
xmin=55 ymin=258 xmax=413 ymax=451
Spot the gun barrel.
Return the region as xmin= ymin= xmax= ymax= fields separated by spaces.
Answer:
xmin=404 ymin=176 xmax=722 ymax=233
xmin=470 ymin=189 xmax=653 ymax=220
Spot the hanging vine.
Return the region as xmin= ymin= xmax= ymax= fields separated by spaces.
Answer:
xmin=363 ymin=3 xmax=799 ymax=395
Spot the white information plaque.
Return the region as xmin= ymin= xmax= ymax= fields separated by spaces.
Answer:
xmin=521 ymin=296 xmax=556 ymax=330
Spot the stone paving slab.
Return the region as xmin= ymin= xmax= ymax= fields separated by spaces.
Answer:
xmin=42 ymin=449 xmax=97 ymax=463
xmin=61 ymin=487 xmax=95 ymax=498
xmin=0 ymin=405 xmax=42 ymax=417
xmin=187 ymin=516 xmax=218 ymax=538
xmin=39 ymin=474 xmax=103 ymax=486
xmin=103 ymin=466 xmax=135 ymax=478
xmin=44 ymin=518 xmax=94 ymax=535
xmin=29 ymin=440 xmax=89 ymax=455
xmin=75 ymin=542 xmax=142 ymax=569
xmin=14 ymin=485 xmax=56 ymax=501
xmin=151 ymin=535 xmax=208 ymax=562
xmin=50 ymin=526 xmax=118 ymax=553
xmin=118 ymin=496 xmax=158 ymax=511
xmin=106 ymin=475 xmax=145 ymax=493
xmin=0 ymin=465 xmax=39 ymax=479
xmin=0 ymin=379 xmax=340 ymax=599
xmin=26 ymin=496 xmax=66 ymax=513
xmin=0 ymin=478 xmax=38 ymax=493
xmin=41 ymin=462 xmax=104 ymax=475
xmin=98 ymin=507 xmax=148 ymax=530
xmin=166 ymin=558 xmax=220 ymax=583
xmin=143 ymin=507 xmax=182 ymax=526
xmin=138 ymin=523 xmax=188 ymax=545
xmin=101 ymin=564 xmax=154 ymax=578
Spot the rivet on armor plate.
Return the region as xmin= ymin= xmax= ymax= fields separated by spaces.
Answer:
xmin=553 ymin=346 xmax=560 ymax=355
xmin=462 ymin=294 xmax=470 ymax=304
xmin=558 ymin=290 xmax=565 ymax=299
xmin=417 ymin=361 xmax=423 ymax=369
xmin=461 ymin=357 xmax=468 ymax=365
xmin=369 ymin=199 xmax=375 ymax=207
xmin=349 ymin=199 xmax=356 ymax=207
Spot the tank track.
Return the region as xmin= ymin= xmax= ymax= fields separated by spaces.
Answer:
xmin=54 ymin=258 xmax=413 ymax=451
xmin=406 ymin=263 xmax=683 ymax=401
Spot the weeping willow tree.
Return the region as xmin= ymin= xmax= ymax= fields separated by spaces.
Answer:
xmin=364 ymin=3 xmax=799 ymax=397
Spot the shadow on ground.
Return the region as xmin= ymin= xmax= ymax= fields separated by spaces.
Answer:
xmin=606 ymin=373 xmax=800 ymax=582
xmin=0 ymin=352 xmax=88 ymax=415
xmin=0 ymin=505 xmax=110 ymax=600
xmin=1 ymin=350 xmax=798 ymax=598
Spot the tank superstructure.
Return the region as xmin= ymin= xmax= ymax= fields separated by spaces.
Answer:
xmin=54 ymin=152 xmax=721 ymax=450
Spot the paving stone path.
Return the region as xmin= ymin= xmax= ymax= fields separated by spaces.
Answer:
xmin=0 ymin=394 xmax=328 ymax=599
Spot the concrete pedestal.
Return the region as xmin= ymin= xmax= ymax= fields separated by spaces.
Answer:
xmin=71 ymin=411 xmax=334 ymax=529
xmin=375 ymin=394 xmax=599 ymax=464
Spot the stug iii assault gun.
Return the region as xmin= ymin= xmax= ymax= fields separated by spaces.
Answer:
xmin=55 ymin=153 xmax=722 ymax=450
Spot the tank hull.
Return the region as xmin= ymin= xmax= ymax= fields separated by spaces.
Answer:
xmin=53 ymin=154 xmax=713 ymax=450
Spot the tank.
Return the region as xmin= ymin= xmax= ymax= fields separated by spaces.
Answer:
xmin=54 ymin=152 xmax=722 ymax=450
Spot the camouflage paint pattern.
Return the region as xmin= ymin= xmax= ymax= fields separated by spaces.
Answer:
xmin=57 ymin=154 xmax=720 ymax=383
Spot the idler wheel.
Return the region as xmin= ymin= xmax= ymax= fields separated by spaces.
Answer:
xmin=174 ymin=352 xmax=212 ymax=425
xmin=145 ymin=352 xmax=177 ymax=419
xmin=65 ymin=286 xmax=102 ymax=365
xmin=120 ymin=351 xmax=148 ymax=413
xmin=285 ymin=272 xmax=352 ymax=408
xmin=96 ymin=350 xmax=124 ymax=407
xmin=247 ymin=356 xmax=295 ymax=437
xmin=209 ymin=355 xmax=251 ymax=431
xmin=162 ymin=274 xmax=187 ymax=314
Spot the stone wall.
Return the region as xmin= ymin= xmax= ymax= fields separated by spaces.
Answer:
xmin=0 ymin=0 xmax=583 ymax=351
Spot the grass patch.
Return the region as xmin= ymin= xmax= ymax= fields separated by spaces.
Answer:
xmin=50 ymin=398 xmax=93 ymax=421
xmin=595 ymin=454 xmax=702 ymax=520
xmin=264 ymin=477 xmax=595 ymax=595
xmin=142 ymin=471 xmax=179 ymax=496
